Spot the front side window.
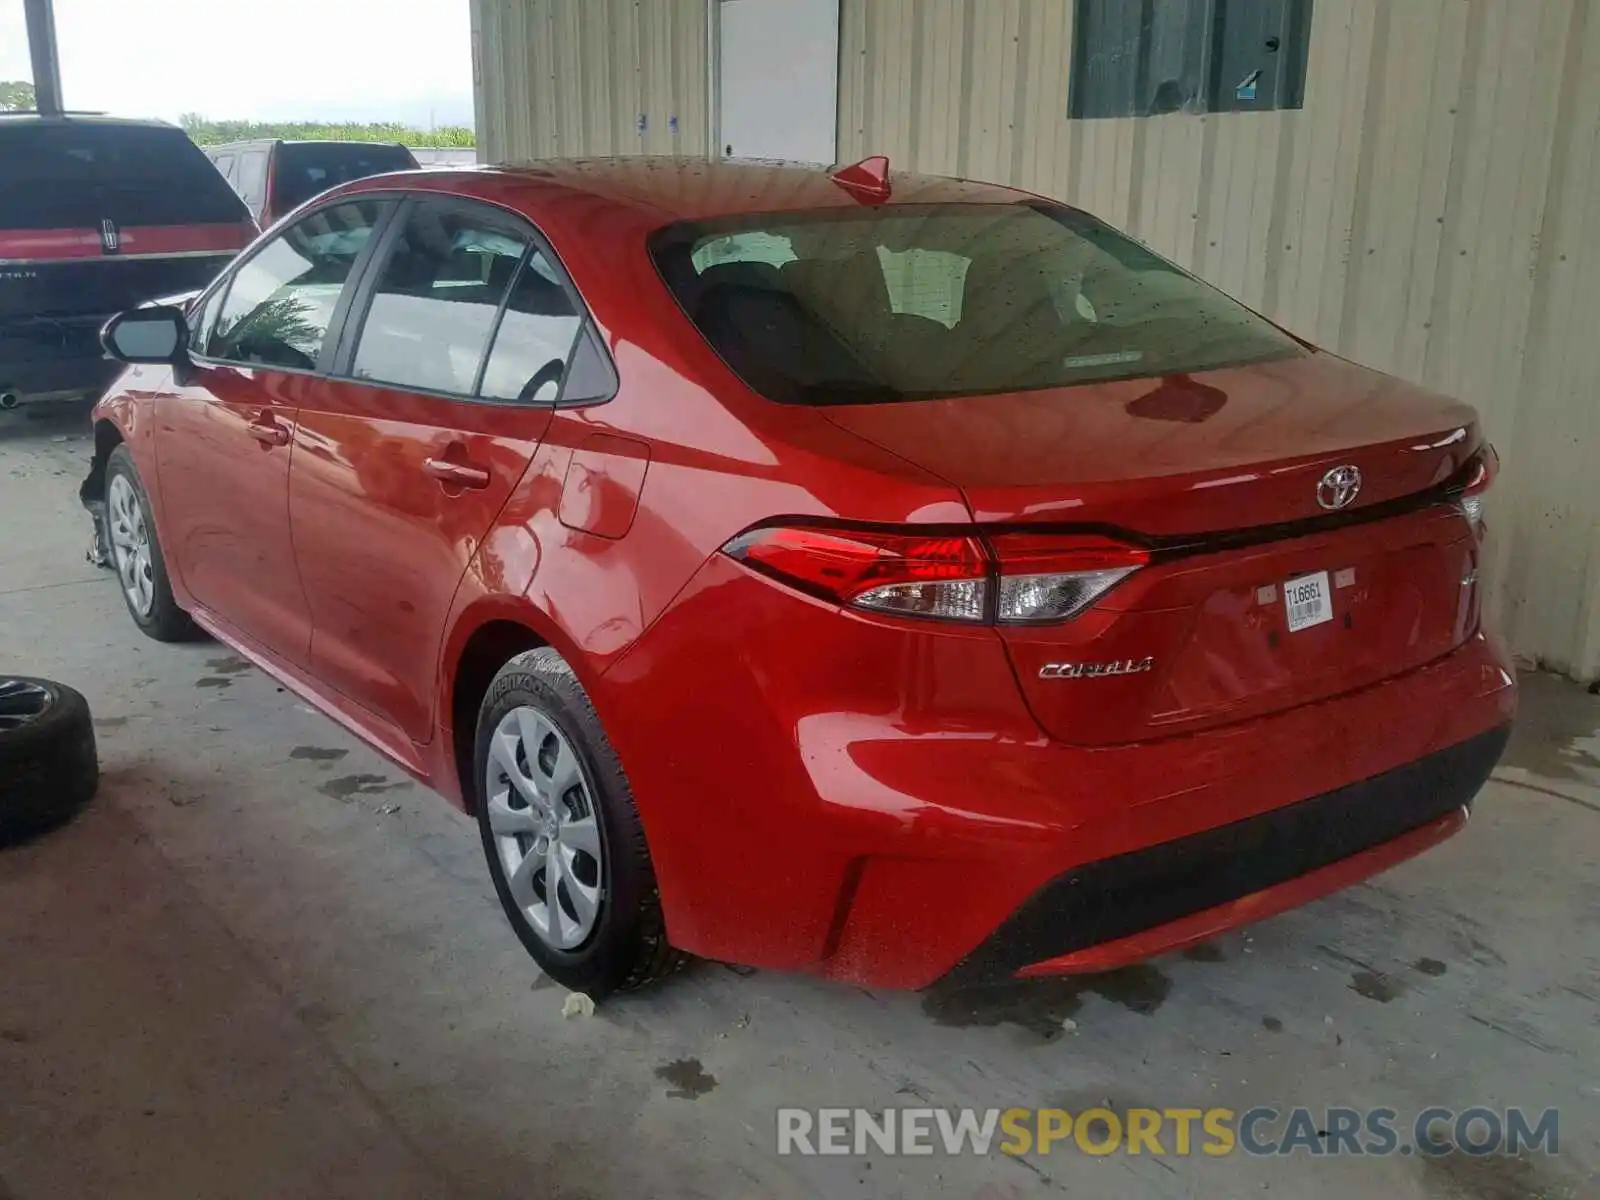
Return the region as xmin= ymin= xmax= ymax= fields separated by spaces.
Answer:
xmin=651 ymin=202 xmax=1305 ymax=406
xmin=206 ymin=200 xmax=385 ymax=370
xmin=351 ymin=203 xmax=529 ymax=396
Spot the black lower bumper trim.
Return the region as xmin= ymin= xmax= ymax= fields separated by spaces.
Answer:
xmin=942 ymin=724 xmax=1511 ymax=987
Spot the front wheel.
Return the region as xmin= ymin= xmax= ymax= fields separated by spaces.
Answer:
xmin=105 ymin=445 xmax=196 ymax=642
xmin=473 ymin=648 xmax=686 ymax=997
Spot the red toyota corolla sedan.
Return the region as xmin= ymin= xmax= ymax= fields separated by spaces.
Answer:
xmin=83 ymin=156 xmax=1515 ymax=997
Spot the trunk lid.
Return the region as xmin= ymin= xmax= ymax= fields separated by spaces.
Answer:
xmin=822 ymin=353 xmax=1486 ymax=745
xmin=819 ymin=353 xmax=1479 ymax=533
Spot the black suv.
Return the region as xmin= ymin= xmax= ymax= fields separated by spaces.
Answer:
xmin=0 ymin=115 xmax=257 ymax=409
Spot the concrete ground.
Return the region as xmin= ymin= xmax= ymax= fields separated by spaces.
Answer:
xmin=1 ymin=403 xmax=1596 ymax=1200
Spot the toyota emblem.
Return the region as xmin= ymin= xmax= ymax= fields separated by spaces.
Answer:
xmin=1317 ymin=465 xmax=1363 ymax=511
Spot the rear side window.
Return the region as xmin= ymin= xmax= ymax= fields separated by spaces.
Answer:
xmin=650 ymin=203 xmax=1305 ymax=405
xmin=352 ymin=203 xmax=528 ymax=395
xmin=273 ymin=143 xmax=418 ymax=214
xmin=0 ymin=123 xmax=250 ymax=229
xmin=207 ymin=200 xmax=385 ymax=370
xmin=478 ymin=252 xmax=584 ymax=402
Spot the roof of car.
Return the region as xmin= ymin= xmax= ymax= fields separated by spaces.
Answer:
xmin=365 ymin=156 xmax=1033 ymax=223
xmin=207 ymin=139 xmax=413 ymax=150
xmin=0 ymin=112 xmax=179 ymax=130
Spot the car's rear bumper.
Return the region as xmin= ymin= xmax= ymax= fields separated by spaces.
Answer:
xmin=943 ymin=723 xmax=1507 ymax=986
xmin=600 ymin=556 xmax=1517 ymax=989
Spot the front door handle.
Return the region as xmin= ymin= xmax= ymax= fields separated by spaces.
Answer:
xmin=246 ymin=416 xmax=290 ymax=447
xmin=423 ymin=457 xmax=491 ymax=490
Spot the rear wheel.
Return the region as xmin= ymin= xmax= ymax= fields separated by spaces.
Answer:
xmin=105 ymin=445 xmax=196 ymax=642
xmin=473 ymin=648 xmax=686 ymax=997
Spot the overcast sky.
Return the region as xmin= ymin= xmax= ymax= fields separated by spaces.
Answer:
xmin=0 ymin=0 xmax=474 ymax=126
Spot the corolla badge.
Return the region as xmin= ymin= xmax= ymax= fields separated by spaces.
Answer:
xmin=1317 ymin=464 xmax=1363 ymax=511
xmin=1039 ymin=657 xmax=1155 ymax=680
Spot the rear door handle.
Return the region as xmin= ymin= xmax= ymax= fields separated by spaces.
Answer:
xmin=423 ymin=457 xmax=491 ymax=490
xmin=246 ymin=416 xmax=290 ymax=447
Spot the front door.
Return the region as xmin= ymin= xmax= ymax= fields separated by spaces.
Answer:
xmin=289 ymin=198 xmax=584 ymax=744
xmin=155 ymin=199 xmax=389 ymax=664
xmin=717 ymin=0 xmax=840 ymax=163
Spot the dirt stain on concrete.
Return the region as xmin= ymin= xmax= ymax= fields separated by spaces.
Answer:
xmin=1499 ymin=671 xmax=1600 ymax=784
xmin=291 ymin=746 xmax=349 ymax=766
xmin=194 ymin=677 xmax=232 ymax=690
xmin=923 ymin=964 xmax=1173 ymax=1041
xmin=319 ymin=774 xmax=411 ymax=801
xmin=1418 ymin=1136 xmax=1566 ymax=1200
xmin=1182 ymin=942 xmax=1227 ymax=963
xmin=1414 ymin=957 xmax=1449 ymax=977
xmin=656 ymin=1058 xmax=717 ymax=1100
xmin=1349 ymin=970 xmax=1407 ymax=1003
xmin=205 ymin=656 xmax=254 ymax=676
xmin=1261 ymin=1015 xmax=1284 ymax=1033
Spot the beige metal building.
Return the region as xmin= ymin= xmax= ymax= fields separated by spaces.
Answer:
xmin=470 ymin=0 xmax=1600 ymax=682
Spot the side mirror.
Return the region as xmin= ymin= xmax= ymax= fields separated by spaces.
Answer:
xmin=101 ymin=305 xmax=189 ymax=365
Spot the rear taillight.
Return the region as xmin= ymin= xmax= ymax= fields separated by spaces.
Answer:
xmin=723 ymin=526 xmax=989 ymax=621
xmin=987 ymin=533 xmax=1151 ymax=624
xmin=1455 ymin=445 xmax=1498 ymax=531
xmin=722 ymin=525 xmax=1147 ymax=624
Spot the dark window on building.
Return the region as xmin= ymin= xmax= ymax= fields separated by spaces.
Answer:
xmin=1069 ymin=0 xmax=1313 ymax=119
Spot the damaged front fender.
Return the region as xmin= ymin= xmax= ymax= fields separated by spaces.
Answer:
xmin=80 ymin=425 xmax=116 ymax=570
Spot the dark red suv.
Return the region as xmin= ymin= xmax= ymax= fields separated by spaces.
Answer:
xmin=0 ymin=115 xmax=256 ymax=410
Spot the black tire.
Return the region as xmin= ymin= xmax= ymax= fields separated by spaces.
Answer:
xmin=105 ymin=444 xmax=197 ymax=642
xmin=474 ymin=648 xmax=686 ymax=997
xmin=0 ymin=678 xmax=99 ymax=846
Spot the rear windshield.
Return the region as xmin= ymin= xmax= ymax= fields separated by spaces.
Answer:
xmin=273 ymin=143 xmax=418 ymax=212
xmin=650 ymin=203 xmax=1305 ymax=405
xmin=0 ymin=123 xmax=249 ymax=229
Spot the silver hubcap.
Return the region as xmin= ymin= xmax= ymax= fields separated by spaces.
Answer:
xmin=0 ymin=678 xmax=52 ymax=731
xmin=485 ymin=707 xmax=604 ymax=950
xmin=107 ymin=474 xmax=155 ymax=618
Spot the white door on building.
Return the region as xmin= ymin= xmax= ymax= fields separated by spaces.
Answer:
xmin=717 ymin=0 xmax=839 ymax=165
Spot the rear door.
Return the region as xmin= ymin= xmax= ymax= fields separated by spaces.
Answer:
xmin=288 ymin=195 xmax=590 ymax=743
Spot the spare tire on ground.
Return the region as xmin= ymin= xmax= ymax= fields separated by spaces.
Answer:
xmin=0 ymin=677 xmax=99 ymax=846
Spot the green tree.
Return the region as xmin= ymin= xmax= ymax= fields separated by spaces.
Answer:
xmin=0 ymin=80 xmax=37 ymax=112
xmin=178 ymin=115 xmax=474 ymax=149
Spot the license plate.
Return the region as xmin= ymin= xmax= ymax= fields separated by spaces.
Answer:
xmin=1284 ymin=571 xmax=1334 ymax=633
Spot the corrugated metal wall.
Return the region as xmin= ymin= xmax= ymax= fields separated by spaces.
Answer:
xmin=841 ymin=0 xmax=1600 ymax=683
xmin=471 ymin=0 xmax=709 ymax=163
xmin=473 ymin=0 xmax=1600 ymax=680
